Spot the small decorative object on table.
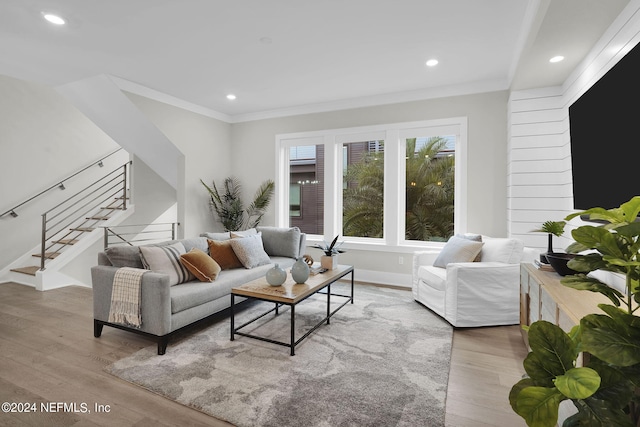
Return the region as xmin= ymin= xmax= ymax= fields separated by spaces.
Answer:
xmin=266 ymin=263 xmax=286 ymax=286
xmin=303 ymin=254 xmax=314 ymax=267
xmin=291 ymin=257 xmax=310 ymax=284
xmin=531 ymin=220 xmax=566 ymax=264
xmin=313 ymin=235 xmax=346 ymax=270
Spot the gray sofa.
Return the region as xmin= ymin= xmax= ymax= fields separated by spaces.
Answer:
xmin=91 ymin=226 xmax=306 ymax=355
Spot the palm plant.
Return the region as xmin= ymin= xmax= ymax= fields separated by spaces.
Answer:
xmin=200 ymin=177 xmax=274 ymax=231
xmin=342 ymin=137 xmax=454 ymax=241
xmin=404 ymin=137 xmax=454 ymax=241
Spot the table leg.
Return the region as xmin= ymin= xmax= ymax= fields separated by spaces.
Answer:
xmin=290 ymin=305 xmax=296 ymax=356
xmin=327 ymin=284 xmax=331 ymax=324
xmin=230 ymin=294 xmax=235 ymax=341
xmin=351 ymin=270 xmax=354 ymax=303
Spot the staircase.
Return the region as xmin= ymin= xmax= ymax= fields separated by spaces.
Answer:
xmin=5 ymin=161 xmax=132 ymax=289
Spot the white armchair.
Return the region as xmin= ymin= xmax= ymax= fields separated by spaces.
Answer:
xmin=412 ymin=236 xmax=538 ymax=327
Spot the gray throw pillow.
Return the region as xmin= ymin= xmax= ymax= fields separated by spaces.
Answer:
xmin=256 ymin=226 xmax=301 ymax=258
xmin=433 ymin=235 xmax=484 ymax=268
xmin=104 ymin=245 xmax=144 ymax=268
xmin=230 ymin=233 xmax=271 ymax=269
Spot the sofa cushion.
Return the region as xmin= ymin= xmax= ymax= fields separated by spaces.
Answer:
xmin=433 ymin=235 xmax=484 ymax=268
xmin=230 ymin=233 xmax=271 ymax=269
xmin=104 ymin=245 xmax=144 ymax=268
xmin=480 ymin=237 xmax=524 ymax=264
xmin=207 ymin=239 xmax=243 ymax=270
xmin=180 ymin=248 xmax=221 ymax=282
xmin=200 ymin=231 xmax=231 ymax=241
xmin=257 ymin=226 xmax=301 ymax=258
xmin=139 ymin=242 xmax=194 ymax=286
xmin=231 ymin=228 xmax=258 ymax=238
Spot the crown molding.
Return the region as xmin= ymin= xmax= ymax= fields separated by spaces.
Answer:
xmin=109 ymin=75 xmax=508 ymax=125
xmin=109 ymin=75 xmax=232 ymax=123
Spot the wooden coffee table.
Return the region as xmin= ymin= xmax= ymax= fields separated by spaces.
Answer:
xmin=230 ymin=264 xmax=354 ymax=355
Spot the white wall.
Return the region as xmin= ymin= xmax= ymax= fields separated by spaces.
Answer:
xmin=231 ymin=91 xmax=510 ymax=282
xmin=508 ymin=0 xmax=640 ymax=254
xmin=124 ymin=92 xmax=233 ymax=238
xmin=0 ymin=74 xmax=122 ymax=270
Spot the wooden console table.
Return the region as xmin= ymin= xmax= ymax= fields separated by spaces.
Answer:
xmin=520 ymin=263 xmax=611 ymax=348
xmin=520 ymin=263 xmax=614 ymax=425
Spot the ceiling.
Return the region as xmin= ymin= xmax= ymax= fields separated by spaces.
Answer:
xmin=0 ymin=0 xmax=631 ymax=120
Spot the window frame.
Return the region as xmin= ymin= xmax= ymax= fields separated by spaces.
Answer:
xmin=275 ymin=118 xmax=468 ymax=251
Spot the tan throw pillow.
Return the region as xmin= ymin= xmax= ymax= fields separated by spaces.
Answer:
xmin=207 ymin=239 xmax=243 ymax=270
xmin=180 ymin=248 xmax=221 ymax=282
xmin=433 ymin=235 xmax=484 ymax=268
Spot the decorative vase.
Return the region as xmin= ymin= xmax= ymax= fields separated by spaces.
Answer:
xmin=266 ymin=263 xmax=286 ymax=286
xmin=321 ymin=254 xmax=337 ymax=270
xmin=291 ymin=257 xmax=310 ymax=284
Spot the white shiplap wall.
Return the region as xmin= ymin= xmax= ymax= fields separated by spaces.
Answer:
xmin=508 ymin=1 xmax=640 ymax=253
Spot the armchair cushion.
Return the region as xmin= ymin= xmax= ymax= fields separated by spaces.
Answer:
xmin=480 ymin=237 xmax=524 ymax=264
xmin=433 ymin=235 xmax=484 ymax=268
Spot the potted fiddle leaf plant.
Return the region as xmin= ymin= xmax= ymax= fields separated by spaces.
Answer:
xmin=510 ymin=196 xmax=640 ymax=427
xmin=313 ymin=235 xmax=346 ymax=270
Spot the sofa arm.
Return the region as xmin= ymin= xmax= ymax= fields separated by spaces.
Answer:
xmin=445 ymin=262 xmax=520 ymax=325
xmin=91 ymin=265 xmax=173 ymax=336
xmin=412 ymin=250 xmax=440 ymax=289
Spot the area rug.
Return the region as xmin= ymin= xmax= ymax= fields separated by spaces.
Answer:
xmin=106 ymin=284 xmax=453 ymax=426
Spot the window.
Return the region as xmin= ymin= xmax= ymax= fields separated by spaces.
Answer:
xmin=275 ymin=118 xmax=467 ymax=249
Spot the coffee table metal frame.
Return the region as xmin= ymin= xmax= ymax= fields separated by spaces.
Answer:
xmin=230 ymin=265 xmax=354 ymax=356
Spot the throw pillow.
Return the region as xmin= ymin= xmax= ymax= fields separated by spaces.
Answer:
xmin=480 ymin=237 xmax=524 ymax=264
xmin=139 ymin=242 xmax=194 ymax=286
xmin=207 ymin=239 xmax=243 ymax=270
xmin=180 ymin=248 xmax=221 ymax=282
xmin=456 ymin=233 xmax=483 ymax=261
xmin=256 ymin=226 xmax=301 ymax=258
xmin=433 ymin=235 xmax=484 ymax=268
xmin=104 ymin=245 xmax=144 ymax=268
xmin=230 ymin=232 xmax=271 ymax=269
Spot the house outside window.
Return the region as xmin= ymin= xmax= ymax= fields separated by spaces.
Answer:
xmin=275 ymin=118 xmax=467 ymax=249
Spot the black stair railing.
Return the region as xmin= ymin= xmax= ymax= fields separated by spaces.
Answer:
xmin=39 ymin=161 xmax=131 ymax=270
xmin=0 ymin=148 xmax=123 ymax=219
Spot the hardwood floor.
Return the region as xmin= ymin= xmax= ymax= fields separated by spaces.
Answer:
xmin=0 ymin=282 xmax=528 ymax=426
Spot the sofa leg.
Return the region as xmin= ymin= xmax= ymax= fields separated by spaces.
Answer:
xmin=94 ymin=319 xmax=104 ymax=338
xmin=158 ymin=337 xmax=169 ymax=355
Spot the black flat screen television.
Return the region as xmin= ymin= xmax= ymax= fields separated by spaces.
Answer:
xmin=569 ymin=41 xmax=640 ymax=210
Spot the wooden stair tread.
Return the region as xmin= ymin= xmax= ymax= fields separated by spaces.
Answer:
xmin=70 ymin=227 xmax=95 ymax=232
xmin=32 ymin=252 xmax=60 ymax=259
xmin=86 ymin=216 xmax=110 ymax=220
xmin=11 ymin=266 xmax=39 ymax=276
xmin=101 ymin=206 xmax=124 ymax=210
xmin=53 ymin=239 xmax=78 ymax=245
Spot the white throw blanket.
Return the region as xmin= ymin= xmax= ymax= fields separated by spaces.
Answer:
xmin=108 ymin=267 xmax=148 ymax=328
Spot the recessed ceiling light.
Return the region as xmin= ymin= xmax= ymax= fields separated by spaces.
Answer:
xmin=226 ymin=94 xmax=237 ymax=100
xmin=43 ymin=13 xmax=66 ymax=25
xmin=426 ymin=59 xmax=439 ymax=67
xmin=549 ymin=55 xmax=564 ymax=63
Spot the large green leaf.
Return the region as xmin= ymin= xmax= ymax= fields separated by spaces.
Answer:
xmin=514 ymin=386 xmax=564 ymax=427
xmin=526 ymin=321 xmax=577 ymax=380
xmin=510 ymin=377 xmax=536 ymax=413
xmin=587 ymin=357 xmax=636 ymax=407
xmin=563 ymin=398 xmax=634 ymax=427
xmin=565 ymin=254 xmax=606 ymax=273
xmin=571 ymin=226 xmax=624 ymax=258
xmin=553 ymin=367 xmax=601 ymax=399
xmin=581 ymin=313 xmax=640 ymax=366
xmin=560 ymin=276 xmax=623 ymax=307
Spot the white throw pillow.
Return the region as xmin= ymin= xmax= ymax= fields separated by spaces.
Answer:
xmin=139 ymin=242 xmax=194 ymax=285
xmin=433 ymin=236 xmax=484 ymax=268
